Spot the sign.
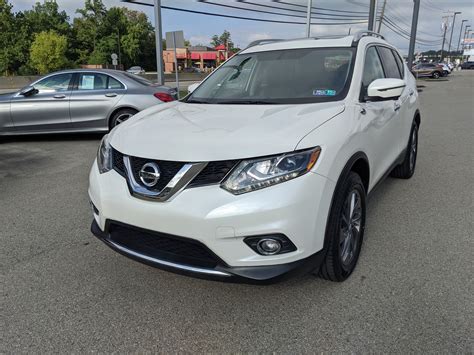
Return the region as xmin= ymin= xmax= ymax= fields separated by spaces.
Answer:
xmin=111 ymin=53 xmax=118 ymax=60
xmin=112 ymin=59 xmax=118 ymax=66
xmin=165 ymin=31 xmax=185 ymax=49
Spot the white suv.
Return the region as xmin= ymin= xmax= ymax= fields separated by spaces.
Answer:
xmin=89 ymin=31 xmax=420 ymax=283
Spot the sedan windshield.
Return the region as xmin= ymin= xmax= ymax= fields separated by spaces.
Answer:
xmin=186 ymin=47 xmax=355 ymax=104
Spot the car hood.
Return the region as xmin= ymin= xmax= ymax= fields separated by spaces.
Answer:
xmin=110 ymin=101 xmax=345 ymax=161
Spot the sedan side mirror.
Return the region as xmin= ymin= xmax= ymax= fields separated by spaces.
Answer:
xmin=367 ymin=79 xmax=405 ymax=100
xmin=19 ymin=86 xmax=38 ymax=97
xmin=187 ymin=82 xmax=201 ymax=94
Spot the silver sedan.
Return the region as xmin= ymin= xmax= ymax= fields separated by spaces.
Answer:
xmin=0 ymin=69 xmax=177 ymax=135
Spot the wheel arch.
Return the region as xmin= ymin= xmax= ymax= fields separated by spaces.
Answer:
xmin=108 ymin=106 xmax=139 ymax=129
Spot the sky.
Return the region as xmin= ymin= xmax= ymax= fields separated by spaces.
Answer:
xmin=11 ymin=0 xmax=474 ymax=54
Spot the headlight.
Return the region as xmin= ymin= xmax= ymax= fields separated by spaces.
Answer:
xmin=221 ymin=147 xmax=321 ymax=195
xmin=97 ymin=134 xmax=112 ymax=174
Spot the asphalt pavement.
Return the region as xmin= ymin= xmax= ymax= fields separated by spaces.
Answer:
xmin=1 ymin=71 xmax=473 ymax=353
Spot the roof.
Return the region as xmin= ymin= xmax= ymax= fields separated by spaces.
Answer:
xmin=240 ymin=31 xmax=388 ymax=54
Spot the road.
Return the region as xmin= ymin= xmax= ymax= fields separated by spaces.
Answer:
xmin=1 ymin=72 xmax=473 ymax=353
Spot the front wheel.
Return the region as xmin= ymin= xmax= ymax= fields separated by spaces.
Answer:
xmin=432 ymin=71 xmax=440 ymax=79
xmin=316 ymin=172 xmax=366 ymax=282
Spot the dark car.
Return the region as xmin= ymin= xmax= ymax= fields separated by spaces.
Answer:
xmin=461 ymin=61 xmax=474 ymax=69
xmin=412 ymin=63 xmax=443 ymax=79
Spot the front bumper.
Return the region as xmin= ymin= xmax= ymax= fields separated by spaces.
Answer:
xmin=89 ymin=160 xmax=335 ymax=280
xmin=91 ymin=219 xmax=325 ymax=283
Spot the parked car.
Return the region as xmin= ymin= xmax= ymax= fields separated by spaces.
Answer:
xmin=0 ymin=69 xmax=177 ymax=135
xmin=412 ymin=63 xmax=443 ymax=78
xmin=126 ymin=66 xmax=145 ymax=75
xmin=182 ymin=67 xmax=202 ymax=73
xmin=90 ymin=31 xmax=420 ymax=283
xmin=461 ymin=61 xmax=474 ymax=69
xmin=439 ymin=63 xmax=451 ymax=76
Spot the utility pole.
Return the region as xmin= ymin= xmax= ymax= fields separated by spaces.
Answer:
xmin=407 ymin=0 xmax=420 ymax=69
xmin=305 ymin=0 xmax=313 ymax=37
xmin=440 ymin=16 xmax=449 ymax=62
xmin=457 ymin=20 xmax=468 ymax=53
xmin=447 ymin=11 xmax=461 ymax=59
xmin=377 ymin=0 xmax=387 ymax=33
xmin=368 ymin=0 xmax=378 ymax=31
xmin=153 ymin=0 xmax=164 ymax=85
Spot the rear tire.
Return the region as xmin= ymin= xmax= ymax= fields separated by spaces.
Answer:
xmin=390 ymin=122 xmax=418 ymax=179
xmin=316 ymin=172 xmax=366 ymax=282
xmin=110 ymin=108 xmax=138 ymax=129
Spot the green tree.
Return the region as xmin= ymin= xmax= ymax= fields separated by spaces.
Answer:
xmin=23 ymin=1 xmax=70 ymax=36
xmin=29 ymin=31 xmax=68 ymax=74
xmin=211 ymin=30 xmax=234 ymax=49
xmin=0 ymin=0 xmax=29 ymax=75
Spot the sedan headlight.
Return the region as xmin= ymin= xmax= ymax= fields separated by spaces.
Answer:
xmin=221 ymin=147 xmax=321 ymax=195
xmin=97 ymin=134 xmax=112 ymax=174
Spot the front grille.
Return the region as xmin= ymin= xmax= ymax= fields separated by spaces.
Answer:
xmin=111 ymin=147 xmax=239 ymax=190
xmin=129 ymin=156 xmax=184 ymax=192
xmin=108 ymin=223 xmax=221 ymax=268
xmin=112 ymin=149 xmax=126 ymax=177
xmin=188 ymin=160 xmax=239 ymax=187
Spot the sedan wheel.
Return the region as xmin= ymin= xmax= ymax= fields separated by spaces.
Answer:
xmin=110 ymin=108 xmax=138 ymax=129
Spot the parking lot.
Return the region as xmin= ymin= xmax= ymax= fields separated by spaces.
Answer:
xmin=1 ymin=71 xmax=473 ymax=352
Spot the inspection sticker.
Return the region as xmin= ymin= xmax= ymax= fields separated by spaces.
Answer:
xmin=313 ymin=89 xmax=337 ymax=96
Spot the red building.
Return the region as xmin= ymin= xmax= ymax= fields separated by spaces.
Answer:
xmin=163 ymin=45 xmax=233 ymax=73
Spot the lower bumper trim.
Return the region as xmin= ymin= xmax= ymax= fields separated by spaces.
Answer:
xmin=91 ymin=220 xmax=325 ymax=283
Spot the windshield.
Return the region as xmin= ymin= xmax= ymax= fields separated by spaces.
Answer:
xmin=186 ymin=47 xmax=355 ymax=104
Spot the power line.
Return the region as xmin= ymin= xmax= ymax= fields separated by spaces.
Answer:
xmin=125 ymin=0 xmax=368 ymax=25
xmin=198 ymin=0 xmax=369 ymax=21
xmin=275 ymin=0 xmax=368 ymax=14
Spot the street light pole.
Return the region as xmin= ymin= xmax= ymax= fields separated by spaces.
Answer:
xmin=306 ymin=0 xmax=313 ymax=37
xmin=457 ymin=20 xmax=468 ymax=53
xmin=407 ymin=0 xmax=420 ymax=69
xmin=440 ymin=16 xmax=449 ymax=62
xmin=368 ymin=0 xmax=378 ymax=31
xmin=447 ymin=12 xmax=461 ymax=59
xmin=377 ymin=0 xmax=387 ymax=33
xmin=153 ymin=0 xmax=164 ymax=85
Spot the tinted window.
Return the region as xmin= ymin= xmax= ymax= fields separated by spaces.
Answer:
xmin=77 ymin=73 xmax=107 ymax=90
xmin=377 ymin=46 xmax=402 ymax=79
xmin=392 ymin=49 xmax=405 ymax=77
xmin=187 ymin=48 xmax=355 ymax=104
xmin=361 ymin=46 xmax=385 ymax=98
xmin=35 ymin=73 xmax=73 ymax=93
xmin=108 ymin=76 xmax=125 ymax=89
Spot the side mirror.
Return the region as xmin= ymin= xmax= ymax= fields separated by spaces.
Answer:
xmin=19 ymin=86 xmax=38 ymax=97
xmin=367 ymin=79 xmax=405 ymax=100
xmin=187 ymin=82 xmax=201 ymax=94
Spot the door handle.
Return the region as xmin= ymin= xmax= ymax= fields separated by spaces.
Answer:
xmin=394 ymin=102 xmax=401 ymax=112
xmin=409 ymin=89 xmax=415 ymax=96
xmin=105 ymin=93 xmax=117 ymax=97
xmin=53 ymin=94 xmax=66 ymax=99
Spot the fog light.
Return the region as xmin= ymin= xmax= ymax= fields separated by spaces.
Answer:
xmin=257 ymin=238 xmax=282 ymax=255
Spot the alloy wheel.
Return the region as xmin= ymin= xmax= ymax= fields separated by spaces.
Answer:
xmin=339 ymin=189 xmax=362 ymax=268
xmin=409 ymin=127 xmax=418 ymax=172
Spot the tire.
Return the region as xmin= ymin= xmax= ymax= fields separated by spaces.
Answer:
xmin=110 ymin=108 xmax=138 ymax=129
xmin=316 ymin=172 xmax=366 ymax=282
xmin=390 ymin=122 xmax=418 ymax=179
xmin=432 ymin=71 xmax=440 ymax=79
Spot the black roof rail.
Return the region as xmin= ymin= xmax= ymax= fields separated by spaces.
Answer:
xmin=352 ymin=30 xmax=385 ymax=42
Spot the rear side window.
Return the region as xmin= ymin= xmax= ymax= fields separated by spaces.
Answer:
xmin=77 ymin=73 xmax=124 ymax=90
xmin=108 ymin=76 xmax=125 ymax=89
xmin=361 ymin=46 xmax=385 ymax=98
xmin=392 ymin=49 xmax=405 ymax=78
xmin=377 ymin=46 xmax=402 ymax=79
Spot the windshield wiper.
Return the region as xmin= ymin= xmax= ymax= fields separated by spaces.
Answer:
xmin=215 ymin=100 xmax=278 ymax=105
xmin=186 ymin=99 xmax=212 ymax=104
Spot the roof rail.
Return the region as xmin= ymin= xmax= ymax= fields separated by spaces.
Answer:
xmin=352 ymin=30 xmax=385 ymax=42
xmin=246 ymin=39 xmax=284 ymax=48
